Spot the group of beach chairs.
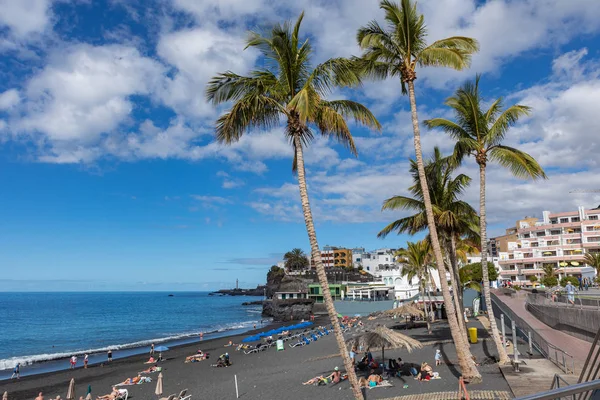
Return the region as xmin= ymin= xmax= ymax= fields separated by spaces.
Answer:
xmin=160 ymin=389 xmax=191 ymax=400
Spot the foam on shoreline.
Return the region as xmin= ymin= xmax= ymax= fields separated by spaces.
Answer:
xmin=0 ymin=319 xmax=265 ymax=372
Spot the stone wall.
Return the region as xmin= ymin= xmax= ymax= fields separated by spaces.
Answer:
xmin=526 ymin=294 xmax=600 ymax=342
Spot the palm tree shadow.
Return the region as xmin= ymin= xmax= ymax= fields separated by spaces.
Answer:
xmin=439 ymin=343 xmax=460 ymax=379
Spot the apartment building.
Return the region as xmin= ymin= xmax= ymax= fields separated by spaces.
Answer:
xmin=498 ymin=206 xmax=600 ymax=284
xmin=313 ymin=246 xmax=353 ymax=269
xmin=488 ymin=217 xmax=537 ymax=257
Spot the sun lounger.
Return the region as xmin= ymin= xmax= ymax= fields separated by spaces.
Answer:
xmin=176 ymin=389 xmax=191 ymax=400
xmin=159 ymin=394 xmax=176 ymax=400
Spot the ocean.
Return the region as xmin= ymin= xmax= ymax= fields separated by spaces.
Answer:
xmin=0 ymin=292 xmax=264 ymax=379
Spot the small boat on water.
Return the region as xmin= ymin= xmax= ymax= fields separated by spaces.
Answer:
xmin=168 ymin=294 xmax=174 ymax=297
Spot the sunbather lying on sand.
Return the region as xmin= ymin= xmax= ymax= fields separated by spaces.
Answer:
xmin=140 ymin=366 xmax=161 ymax=374
xmin=303 ymin=367 xmax=347 ymax=386
xmin=144 ymin=357 xmax=156 ymax=364
xmin=224 ymin=340 xmax=234 ymax=347
xmin=115 ymin=375 xmax=151 ymax=386
xmin=185 ymin=353 xmax=209 ymax=363
xmin=97 ymin=387 xmax=119 ymax=400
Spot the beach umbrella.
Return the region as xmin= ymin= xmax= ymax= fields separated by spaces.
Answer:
xmin=155 ymin=373 xmax=163 ymax=397
xmin=3 ymin=391 xmax=7 ymax=400
xmin=155 ymin=346 xmax=169 ymax=352
xmin=66 ymin=378 xmax=75 ymax=400
xmin=571 ymin=261 xmax=580 ymax=266
xmin=346 ymin=325 xmax=423 ymax=367
xmin=560 ymin=262 xmax=568 ymax=267
xmin=87 ymin=385 xmax=91 ymax=395
xmin=382 ymin=304 xmax=424 ymax=318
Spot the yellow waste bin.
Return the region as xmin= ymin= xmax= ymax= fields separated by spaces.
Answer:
xmin=468 ymin=327 xmax=478 ymax=344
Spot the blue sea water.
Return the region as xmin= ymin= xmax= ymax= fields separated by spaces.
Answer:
xmin=0 ymin=292 xmax=264 ymax=378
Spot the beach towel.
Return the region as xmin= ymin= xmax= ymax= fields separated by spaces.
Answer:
xmin=369 ymin=380 xmax=393 ymax=389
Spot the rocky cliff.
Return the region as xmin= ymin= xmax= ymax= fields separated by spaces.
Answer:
xmin=262 ymin=298 xmax=315 ymax=322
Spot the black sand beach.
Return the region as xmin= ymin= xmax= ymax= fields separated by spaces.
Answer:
xmin=1 ymin=318 xmax=511 ymax=400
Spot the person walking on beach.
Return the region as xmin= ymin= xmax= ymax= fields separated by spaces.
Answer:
xmin=84 ymin=354 xmax=88 ymax=369
xmin=107 ymin=350 xmax=113 ymax=362
xmin=565 ymin=281 xmax=576 ymax=305
xmin=11 ymin=363 xmax=20 ymax=379
xmin=70 ymin=356 xmax=77 ymax=369
xmin=435 ymin=349 xmax=442 ymax=366
xmin=150 ymin=343 xmax=155 ymax=355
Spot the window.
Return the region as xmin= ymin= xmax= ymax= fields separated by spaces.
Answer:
xmin=588 ymin=226 xmax=597 ymax=232
xmin=547 ymin=240 xmax=559 ymax=245
xmin=531 ymin=242 xmax=539 ymax=247
xmin=550 ymin=230 xmax=561 ymax=235
xmin=511 ymin=276 xmax=517 ymax=281
xmin=560 ymin=218 xmax=569 ymax=223
xmin=588 ymin=237 xmax=600 ymax=243
xmin=550 ymin=219 xmax=558 ymax=224
xmin=524 ymin=253 xmax=533 ymax=258
xmin=524 ymin=233 xmax=530 ymax=238
xmin=590 ymin=215 xmax=599 ymax=221
xmin=572 ymin=217 xmax=580 ymax=222
xmin=536 ymin=231 xmax=546 ymax=237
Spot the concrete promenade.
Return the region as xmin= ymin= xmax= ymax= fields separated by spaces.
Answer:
xmin=492 ymin=289 xmax=591 ymax=374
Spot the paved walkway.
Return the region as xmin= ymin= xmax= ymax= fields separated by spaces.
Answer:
xmin=384 ymin=390 xmax=512 ymax=400
xmin=492 ymin=289 xmax=591 ymax=374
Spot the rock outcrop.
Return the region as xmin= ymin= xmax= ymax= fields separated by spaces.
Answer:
xmin=262 ymin=298 xmax=315 ymax=322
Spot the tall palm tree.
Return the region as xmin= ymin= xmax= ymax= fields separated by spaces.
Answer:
xmin=424 ymin=76 xmax=547 ymax=365
xmin=283 ymin=248 xmax=309 ymax=272
xmin=206 ymin=14 xmax=380 ymax=400
xmin=357 ymin=0 xmax=480 ymax=381
xmin=397 ymin=240 xmax=434 ymax=333
xmin=379 ymin=147 xmax=478 ymax=344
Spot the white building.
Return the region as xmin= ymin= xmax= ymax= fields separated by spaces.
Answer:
xmin=274 ymin=291 xmax=308 ymax=300
xmin=496 ymin=206 xmax=600 ymax=285
xmin=462 ymin=254 xmax=502 ymax=289
xmin=355 ymin=248 xmax=397 ymax=273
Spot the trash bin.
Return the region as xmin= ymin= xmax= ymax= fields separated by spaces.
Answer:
xmin=468 ymin=327 xmax=478 ymax=344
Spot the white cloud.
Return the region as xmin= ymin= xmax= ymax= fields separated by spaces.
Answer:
xmin=18 ymin=44 xmax=165 ymax=147
xmin=191 ymin=195 xmax=232 ymax=204
xmin=0 ymin=89 xmax=20 ymax=110
xmin=0 ymin=0 xmax=53 ymax=38
xmin=156 ymin=26 xmax=258 ymax=119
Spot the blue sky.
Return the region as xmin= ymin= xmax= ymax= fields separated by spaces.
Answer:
xmin=1 ymin=0 xmax=599 ymax=291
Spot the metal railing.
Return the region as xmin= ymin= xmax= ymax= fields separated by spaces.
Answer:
xmin=514 ymin=379 xmax=600 ymax=400
xmin=491 ymin=293 xmax=575 ymax=374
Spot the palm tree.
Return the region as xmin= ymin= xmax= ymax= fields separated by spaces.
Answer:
xmin=378 ymin=147 xmax=478 ymax=343
xmin=206 ymin=14 xmax=380 ymax=399
xmin=397 ymin=240 xmax=434 ymax=333
xmin=584 ymin=253 xmax=600 ymax=279
xmin=357 ymin=0 xmax=480 ymax=381
xmin=424 ymin=76 xmax=547 ymax=365
xmin=283 ymin=248 xmax=309 ymax=272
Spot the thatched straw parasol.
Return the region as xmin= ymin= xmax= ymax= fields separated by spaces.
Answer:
xmin=346 ymin=325 xmax=423 ymax=367
xmin=383 ymin=303 xmax=424 ymax=318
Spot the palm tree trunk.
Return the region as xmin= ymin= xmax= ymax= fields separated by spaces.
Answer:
xmin=293 ymin=134 xmax=363 ymax=399
xmin=448 ymin=235 xmax=469 ymax=345
xmin=420 ymin=276 xmax=432 ymax=333
xmin=426 ymin=273 xmax=435 ymax=322
xmin=478 ymin=163 xmax=510 ymax=364
xmin=407 ymin=81 xmax=481 ymax=383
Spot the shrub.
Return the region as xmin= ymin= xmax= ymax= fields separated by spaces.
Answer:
xmin=560 ymin=276 xmax=579 ymax=287
xmin=542 ymin=276 xmax=558 ymax=287
xmin=529 ymin=276 xmax=538 ymax=283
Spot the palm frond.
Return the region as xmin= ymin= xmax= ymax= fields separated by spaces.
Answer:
xmin=419 ymin=37 xmax=479 ymax=69
xmin=323 ymin=100 xmax=381 ymax=130
xmin=488 ymin=145 xmax=547 ymax=180
xmin=206 ymin=70 xmax=280 ymax=104
xmin=309 ymin=58 xmax=364 ymax=96
xmin=487 ymin=104 xmax=532 ymax=146
xmin=215 ymin=95 xmax=281 ymax=143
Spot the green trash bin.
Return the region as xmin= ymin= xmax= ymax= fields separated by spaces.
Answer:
xmin=468 ymin=327 xmax=478 ymax=344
